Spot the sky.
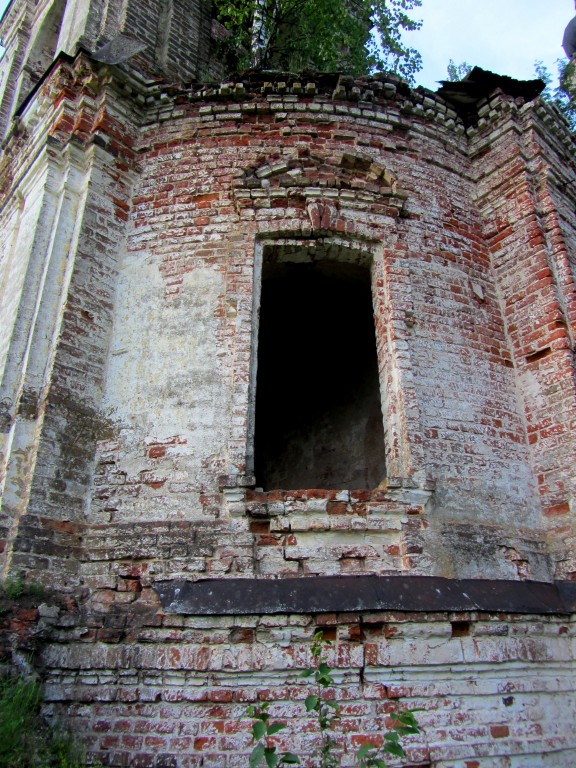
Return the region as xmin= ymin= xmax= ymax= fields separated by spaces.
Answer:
xmin=403 ymin=0 xmax=572 ymax=89
xmin=0 ymin=0 xmax=573 ymax=90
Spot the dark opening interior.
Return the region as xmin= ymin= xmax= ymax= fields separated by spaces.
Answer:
xmin=254 ymin=255 xmax=386 ymax=490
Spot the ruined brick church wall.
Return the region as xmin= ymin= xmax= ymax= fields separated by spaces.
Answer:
xmin=0 ymin=0 xmax=30 ymax=136
xmin=122 ymin=0 xmax=214 ymax=79
xmin=1 ymin=7 xmax=576 ymax=765
xmin=0 ymin=0 xmax=218 ymax=140
xmin=0 ymin=54 xmax=140 ymax=583
xmin=85 ymin=84 xmax=550 ymax=585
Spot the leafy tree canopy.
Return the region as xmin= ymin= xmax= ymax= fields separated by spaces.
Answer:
xmin=213 ymin=0 xmax=423 ymax=82
xmin=535 ymin=58 xmax=576 ymax=132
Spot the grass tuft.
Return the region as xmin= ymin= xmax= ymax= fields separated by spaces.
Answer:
xmin=0 ymin=673 xmax=94 ymax=767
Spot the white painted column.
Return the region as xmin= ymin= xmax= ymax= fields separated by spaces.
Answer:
xmin=0 ymin=141 xmax=93 ymax=576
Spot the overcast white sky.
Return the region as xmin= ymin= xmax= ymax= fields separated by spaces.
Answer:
xmin=0 ymin=0 xmax=573 ymax=89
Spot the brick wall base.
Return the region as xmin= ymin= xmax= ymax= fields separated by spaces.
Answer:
xmin=3 ymin=588 xmax=569 ymax=768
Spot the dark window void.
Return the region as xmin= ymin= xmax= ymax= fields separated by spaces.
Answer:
xmin=254 ymin=258 xmax=386 ymax=490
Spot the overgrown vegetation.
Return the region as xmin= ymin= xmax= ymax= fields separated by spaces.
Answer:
xmin=445 ymin=59 xmax=472 ymax=82
xmin=1 ymin=575 xmax=45 ymax=602
xmin=0 ymin=576 xmax=90 ymax=767
xmin=213 ymin=0 xmax=423 ymax=81
xmin=0 ymin=674 xmax=89 ymax=768
xmin=535 ymin=58 xmax=576 ymax=131
xmin=0 ymin=576 xmax=47 ymax=625
xmin=246 ymin=631 xmax=420 ymax=767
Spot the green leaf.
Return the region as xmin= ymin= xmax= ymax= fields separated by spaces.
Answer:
xmin=299 ymin=669 xmax=314 ymax=678
xmin=383 ymin=742 xmax=406 ymax=758
xmin=280 ymin=753 xmax=301 ymax=765
xmin=252 ymin=720 xmax=267 ymax=741
xmin=267 ymin=722 xmax=286 ymax=736
xmin=394 ymin=711 xmax=418 ymax=725
xmin=264 ymin=746 xmax=279 ymax=768
xmin=305 ymin=695 xmax=320 ymax=712
xmin=316 ymin=661 xmax=334 ymax=686
xmin=356 ymin=743 xmax=374 ymax=759
xmin=391 ymin=711 xmax=420 ymax=734
xmin=250 ymin=743 xmax=266 ymax=768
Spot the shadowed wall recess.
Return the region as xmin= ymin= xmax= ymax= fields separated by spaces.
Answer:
xmin=254 ymin=257 xmax=386 ymax=490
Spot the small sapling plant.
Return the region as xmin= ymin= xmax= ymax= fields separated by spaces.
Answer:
xmin=245 ymin=631 xmax=421 ymax=767
xmin=246 ymin=701 xmax=300 ymax=767
xmin=356 ymin=711 xmax=421 ymax=767
xmin=300 ymin=631 xmax=341 ymax=768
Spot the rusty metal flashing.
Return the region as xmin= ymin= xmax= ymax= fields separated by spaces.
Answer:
xmin=92 ymin=35 xmax=147 ymax=65
xmin=155 ymin=576 xmax=576 ymax=616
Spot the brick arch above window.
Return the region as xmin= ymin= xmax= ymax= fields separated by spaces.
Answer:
xmin=231 ymin=149 xmax=408 ymax=229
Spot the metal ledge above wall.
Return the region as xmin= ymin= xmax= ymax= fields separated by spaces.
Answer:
xmin=154 ymin=576 xmax=576 ymax=616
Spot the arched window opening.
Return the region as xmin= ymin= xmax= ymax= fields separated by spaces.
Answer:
xmin=254 ymin=246 xmax=386 ymax=491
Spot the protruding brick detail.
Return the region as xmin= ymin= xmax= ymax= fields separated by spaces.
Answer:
xmin=245 ymin=488 xmax=429 ymax=575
